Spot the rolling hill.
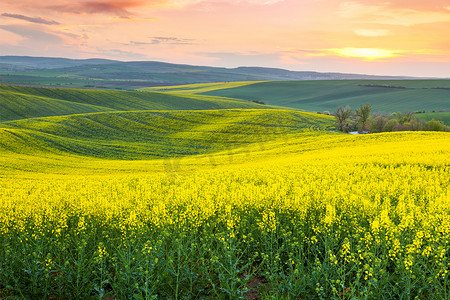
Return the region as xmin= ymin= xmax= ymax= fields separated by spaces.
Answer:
xmin=0 ymin=85 xmax=273 ymax=122
xmin=1 ymin=83 xmax=326 ymax=164
xmin=0 ymin=109 xmax=334 ymax=160
xmin=146 ymin=80 xmax=450 ymax=113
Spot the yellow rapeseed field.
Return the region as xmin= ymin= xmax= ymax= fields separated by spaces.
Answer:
xmin=0 ymin=131 xmax=449 ymax=299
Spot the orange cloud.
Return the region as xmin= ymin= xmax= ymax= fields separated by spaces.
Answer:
xmin=164 ymin=0 xmax=287 ymax=9
xmin=338 ymin=1 xmax=450 ymax=26
xmin=353 ymin=29 xmax=390 ymax=37
xmin=342 ymin=0 xmax=450 ymax=13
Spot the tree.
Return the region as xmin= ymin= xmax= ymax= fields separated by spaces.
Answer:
xmin=409 ymin=117 xmax=425 ymax=131
xmin=395 ymin=112 xmax=415 ymax=126
xmin=334 ymin=106 xmax=353 ymax=132
xmin=356 ymin=104 xmax=371 ymax=132
xmin=382 ymin=119 xmax=398 ymax=132
xmin=369 ymin=115 xmax=388 ymax=133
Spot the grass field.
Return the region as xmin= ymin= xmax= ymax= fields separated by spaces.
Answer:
xmin=416 ymin=112 xmax=450 ymax=125
xmin=0 ymin=85 xmax=272 ymax=122
xmin=1 ymin=83 xmax=450 ymax=299
xmin=145 ymin=80 xmax=450 ymax=114
xmin=0 ymin=109 xmax=333 ymax=160
xmin=141 ymin=81 xmax=264 ymax=94
xmin=0 ymin=63 xmax=275 ymax=89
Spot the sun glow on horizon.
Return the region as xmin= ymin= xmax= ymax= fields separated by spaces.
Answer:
xmin=329 ymin=48 xmax=400 ymax=60
xmin=354 ymin=29 xmax=390 ymax=37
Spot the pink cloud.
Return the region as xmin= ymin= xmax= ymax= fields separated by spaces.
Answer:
xmin=1 ymin=13 xmax=60 ymax=25
xmin=46 ymin=1 xmax=149 ymax=16
xmin=2 ymin=0 xmax=153 ymax=16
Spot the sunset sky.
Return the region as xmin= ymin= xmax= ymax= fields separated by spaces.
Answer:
xmin=1 ymin=0 xmax=449 ymax=77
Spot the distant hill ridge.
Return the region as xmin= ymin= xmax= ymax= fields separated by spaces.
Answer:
xmin=0 ymin=56 xmax=414 ymax=89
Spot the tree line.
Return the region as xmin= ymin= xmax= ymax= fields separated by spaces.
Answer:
xmin=331 ymin=105 xmax=449 ymax=133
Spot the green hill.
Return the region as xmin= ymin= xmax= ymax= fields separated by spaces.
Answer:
xmin=176 ymin=80 xmax=450 ymax=113
xmin=415 ymin=112 xmax=450 ymax=125
xmin=0 ymin=85 xmax=271 ymax=122
xmin=141 ymin=81 xmax=264 ymax=94
xmin=0 ymin=109 xmax=334 ymax=160
xmin=0 ymin=87 xmax=113 ymax=122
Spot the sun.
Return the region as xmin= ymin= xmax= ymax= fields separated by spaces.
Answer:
xmin=330 ymin=48 xmax=399 ymax=60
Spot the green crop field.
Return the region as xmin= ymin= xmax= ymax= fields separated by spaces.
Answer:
xmin=150 ymin=80 xmax=450 ymax=113
xmin=416 ymin=112 xmax=450 ymax=125
xmin=141 ymin=81 xmax=265 ymax=94
xmin=0 ymin=109 xmax=333 ymax=160
xmin=0 ymin=85 xmax=273 ymax=122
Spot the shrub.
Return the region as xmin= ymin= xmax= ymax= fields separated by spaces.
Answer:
xmin=369 ymin=115 xmax=389 ymax=133
xmin=425 ymin=119 xmax=444 ymax=131
xmin=408 ymin=118 xmax=425 ymax=131
xmin=382 ymin=119 xmax=398 ymax=132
